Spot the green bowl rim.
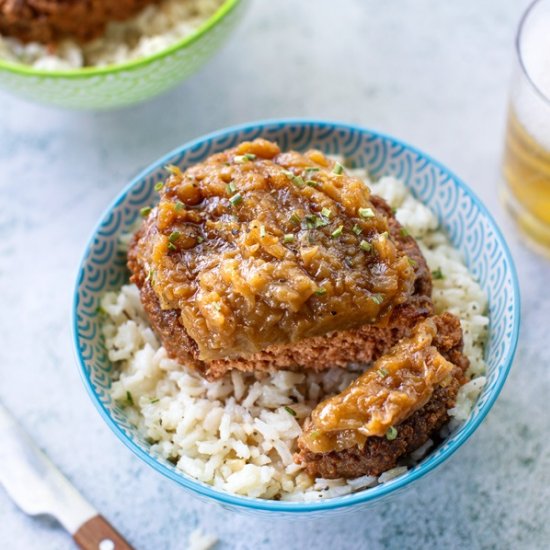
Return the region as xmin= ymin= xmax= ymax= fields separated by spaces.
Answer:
xmin=0 ymin=0 xmax=240 ymax=78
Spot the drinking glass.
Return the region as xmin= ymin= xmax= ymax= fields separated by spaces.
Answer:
xmin=501 ymin=0 xmax=550 ymax=255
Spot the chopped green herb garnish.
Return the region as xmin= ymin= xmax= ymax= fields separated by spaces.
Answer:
xmin=284 ymin=406 xmax=297 ymax=417
xmin=400 ymin=227 xmax=410 ymax=237
xmin=150 ymin=397 xmax=160 ymax=404
xmin=229 ymin=193 xmax=243 ymax=206
xmin=226 ymin=181 xmax=236 ymax=194
xmin=360 ymin=240 xmax=372 ymax=252
xmin=378 ymin=367 xmax=389 ymax=378
xmin=126 ymin=391 xmax=134 ymax=406
xmin=386 ymin=426 xmax=398 ymax=440
xmin=154 ymin=182 xmax=164 ymax=192
xmin=315 ymin=287 xmax=327 ymax=296
xmin=175 ymin=201 xmax=185 ymax=212
xmin=331 ymin=225 xmax=344 ymax=238
xmin=197 ymin=235 xmax=205 ymax=244
xmin=304 ymin=167 xmax=320 ymax=173
xmin=146 ymin=269 xmax=155 ymax=282
xmin=352 ymin=224 xmax=362 ymax=235
xmin=290 ymin=213 xmax=301 ymax=225
xmin=407 ymin=257 xmax=417 ymax=267
xmin=332 ymin=162 xmax=345 ymax=175
xmin=167 ymin=242 xmax=177 ymax=251
xmin=358 ymin=207 xmax=375 ymax=219
xmin=260 ymin=225 xmax=266 ymax=238
xmin=168 ymin=231 xmax=181 ymax=243
xmin=371 ymin=293 xmax=384 ymax=305
xmin=234 ymin=153 xmax=256 ymax=163
xmin=306 ymin=180 xmax=319 ymax=187
xmin=283 ymin=233 xmax=295 ymax=243
xmin=391 ymin=207 xmax=398 ymax=214
xmin=432 ymin=267 xmax=445 ymax=280
xmin=321 ymin=207 xmax=332 ymax=219
xmin=96 ymin=305 xmax=106 ymax=316
xmin=380 ymin=231 xmax=389 ymax=239
xmin=140 ymin=206 xmax=152 ymax=217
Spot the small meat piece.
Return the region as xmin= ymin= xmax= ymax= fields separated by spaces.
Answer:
xmin=0 ymin=0 xmax=158 ymax=44
xmin=295 ymin=313 xmax=468 ymax=479
xmin=127 ymin=139 xmax=433 ymax=380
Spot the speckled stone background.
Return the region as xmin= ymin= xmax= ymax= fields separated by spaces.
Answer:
xmin=1 ymin=0 xmax=549 ymax=548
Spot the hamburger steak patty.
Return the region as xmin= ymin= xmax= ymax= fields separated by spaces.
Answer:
xmin=0 ymin=0 xmax=158 ymax=44
xmin=295 ymin=313 xmax=469 ymax=479
xmin=127 ymin=140 xmax=433 ymax=380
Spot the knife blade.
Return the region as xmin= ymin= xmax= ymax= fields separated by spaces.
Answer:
xmin=0 ymin=402 xmax=134 ymax=550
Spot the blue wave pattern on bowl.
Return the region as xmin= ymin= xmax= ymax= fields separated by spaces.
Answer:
xmin=74 ymin=121 xmax=520 ymax=515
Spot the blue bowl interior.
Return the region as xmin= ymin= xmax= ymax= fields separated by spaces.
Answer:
xmin=74 ymin=120 xmax=520 ymax=515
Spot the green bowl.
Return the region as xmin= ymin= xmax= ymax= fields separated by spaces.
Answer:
xmin=0 ymin=0 xmax=243 ymax=110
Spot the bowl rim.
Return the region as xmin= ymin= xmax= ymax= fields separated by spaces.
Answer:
xmin=0 ymin=0 xmax=240 ymax=78
xmin=73 ymin=119 xmax=520 ymax=513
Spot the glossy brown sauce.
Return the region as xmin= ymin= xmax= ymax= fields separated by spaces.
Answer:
xmin=135 ymin=139 xmax=417 ymax=361
xmin=300 ymin=318 xmax=456 ymax=453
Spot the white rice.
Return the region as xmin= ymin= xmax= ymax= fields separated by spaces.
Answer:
xmin=101 ymin=174 xmax=488 ymax=501
xmin=0 ymin=0 xmax=223 ymax=70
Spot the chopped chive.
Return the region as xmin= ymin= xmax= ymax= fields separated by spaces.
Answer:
xmin=407 ymin=256 xmax=417 ymax=267
xmin=321 ymin=207 xmax=332 ymax=219
xmin=154 ymin=182 xmax=164 ymax=192
xmin=175 ymin=201 xmax=185 ymax=212
xmin=283 ymin=170 xmax=306 ymax=188
xmin=197 ymin=235 xmax=205 ymax=244
xmin=303 ymin=215 xmax=317 ymax=229
xmin=304 ymin=167 xmax=320 ymax=173
xmin=332 ymin=162 xmax=345 ymax=175
xmin=391 ymin=207 xmax=398 ymax=214
xmin=126 ymin=391 xmax=134 ymax=406
xmin=140 ymin=206 xmax=152 ymax=217
xmin=380 ymin=231 xmax=389 ymax=239
xmin=226 ymin=181 xmax=236 ymax=194
xmin=146 ymin=269 xmax=155 ymax=282
xmin=378 ymin=367 xmax=389 ymax=378
xmin=360 ymin=240 xmax=372 ymax=252
xmin=168 ymin=231 xmax=181 ymax=243
xmin=306 ymin=180 xmax=319 ymax=187
xmin=386 ymin=426 xmax=398 ymax=440
xmin=234 ymin=153 xmax=256 ymax=163
xmin=283 ymin=233 xmax=295 ymax=243
xmin=431 ymin=267 xmax=444 ymax=280
xmin=284 ymin=406 xmax=297 ymax=417
xmin=371 ymin=293 xmax=384 ymax=305
xmin=331 ymin=225 xmax=344 ymax=238
xmin=315 ymin=287 xmax=327 ymax=296
xmin=150 ymin=397 xmax=160 ymax=404
xmin=229 ymin=193 xmax=243 ymax=206
xmin=400 ymin=227 xmax=410 ymax=237
xmin=358 ymin=207 xmax=375 ymax=219
xmin=290 ymin=213 xmax=301 ymax=225
xmin=167 ymin=242 xmax=177 ymax=251
xmin=352 ymin=224 xmax=362 ymax=235
xmin=260 ymin=225 xmax=266 ymax=238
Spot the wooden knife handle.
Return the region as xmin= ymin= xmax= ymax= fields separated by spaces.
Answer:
xmin=73 ymin=514 xmax=134 ymax=550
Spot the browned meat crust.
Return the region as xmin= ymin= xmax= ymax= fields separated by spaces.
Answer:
xmin=0 ymin=0 xmax=158 ymax=44
xmin=128 ymin=194 xmax=433 ymax=380
xmin=294 ymin=313 xmax=469 ymax=479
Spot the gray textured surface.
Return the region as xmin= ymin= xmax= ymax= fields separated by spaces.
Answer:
xmin=0 ymin=1 xmax=548 ymax=549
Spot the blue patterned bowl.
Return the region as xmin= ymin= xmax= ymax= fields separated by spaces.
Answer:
xmin=73 ymin=120 xmax=520 ymax=515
